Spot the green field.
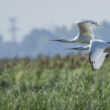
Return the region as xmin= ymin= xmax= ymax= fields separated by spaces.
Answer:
xmin=0 ymin=54 xmax=110 ymax=110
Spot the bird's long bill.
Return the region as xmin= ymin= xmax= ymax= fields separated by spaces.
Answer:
xmin=49 ymin=39 xmax=63 ymax=42
xmin=64 ymin=46 xmax=89 ymax=50
xmin=64 ymin=47 xmax=78 ymax=50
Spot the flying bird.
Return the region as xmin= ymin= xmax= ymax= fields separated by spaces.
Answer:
xmin=65 ymin=39 xmax=110 ymax=71
xmin=50 ymin=19 xmax=99 ymax=44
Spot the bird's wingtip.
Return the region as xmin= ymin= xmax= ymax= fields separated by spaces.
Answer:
xmin=76 ymin=19 xmax=99 ymax=26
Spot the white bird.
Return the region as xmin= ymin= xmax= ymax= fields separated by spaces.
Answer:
xmin=50 ymin=19 xmax=98 ymax=44
xmin=65 ymin=39 xmax=110 ymax=71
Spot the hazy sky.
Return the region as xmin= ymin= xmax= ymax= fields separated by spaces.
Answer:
xmin=0 ymin=0 xmax=110 ymax=41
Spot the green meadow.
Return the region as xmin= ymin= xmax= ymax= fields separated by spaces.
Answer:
xmin=0 ymin=54 xmax=110 ymax=110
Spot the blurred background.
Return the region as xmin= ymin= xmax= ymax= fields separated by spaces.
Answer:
xmin=1 ymin=0 xmax=110 ymax=109
xmin=0 ymin=0 xmax=110 ymax=58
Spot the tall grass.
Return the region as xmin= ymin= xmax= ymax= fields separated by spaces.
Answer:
xmin=0 ymin=54 xmax=110 ymax=110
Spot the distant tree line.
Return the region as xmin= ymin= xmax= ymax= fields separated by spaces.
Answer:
xmin=0 ymin=20 xmax=110 ymax=58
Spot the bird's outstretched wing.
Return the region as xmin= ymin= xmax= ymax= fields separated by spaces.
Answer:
xmin=92 ymin=52 xmax=107 ymax=71
xmin=89 ymin=40 xmax=109 ymax=71
xmin=76 ymin=19 xmax=98 ymax=39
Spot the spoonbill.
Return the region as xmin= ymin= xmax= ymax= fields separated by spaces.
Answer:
xmin=50 ymin=19 xmax=99 ymax=44
xmin=65 ymin=39 xmax=110 ymax=71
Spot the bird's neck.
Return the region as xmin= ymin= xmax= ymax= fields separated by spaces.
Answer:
xmin=60 ymin=39 xmax=78 ymax=43
xmin=67 ymin=37 xmax=78 ymax=43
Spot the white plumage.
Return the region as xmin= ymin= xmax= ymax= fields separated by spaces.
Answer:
xmin=66 ymin=39 xmax=110 ymax=71
xmin=50 ymin=19 xmax=110 ymax=71
xmin=50 ymin=19 xmax=98 ymax=44
xmin=89 ymin=40 xmax=109 ymax=70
